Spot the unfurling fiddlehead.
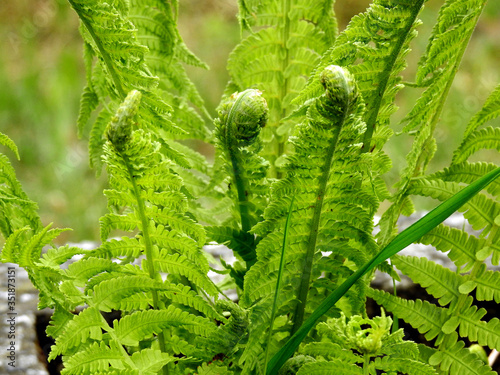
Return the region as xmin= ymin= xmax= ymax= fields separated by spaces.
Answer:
xmin=106 ymin=90 xmax=141 ymax=150
xmin=212 ymin=89 xmax=270 ymax=272
xmin=217 ymin=89 xmax=268 ymax=149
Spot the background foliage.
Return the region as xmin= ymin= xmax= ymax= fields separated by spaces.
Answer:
xmin=0 ymin=0 xmax=499 ymax=243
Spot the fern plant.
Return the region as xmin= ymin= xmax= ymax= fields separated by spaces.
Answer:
xmin=1 ymin=0 xmax=499 ymax=374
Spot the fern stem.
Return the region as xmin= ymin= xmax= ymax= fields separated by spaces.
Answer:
xmin=120 ymin=152 xmax=169 ymax=375
xmin=290 ymin=104 xmax=346 ymax=335
xmin=67 ymin=0 xmax=126 ymax=99
xmin=225 ymin=91 xmax=257 ymax=233
xmin=229 ymin=151 xmax=252 ymax=233
xmin=360 ymin=0 xmax=424 ymax=153
xmin=363 ymin=354 xmax=370 ymax=375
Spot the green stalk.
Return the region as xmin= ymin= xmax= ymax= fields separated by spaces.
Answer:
xmin=363 ymin=354 xmax=370 ymax=375
xmin=267 ymin=167 xmax=500 ymax=374
xmin=263 ymin=196 xmax=295 ymax=370
xmin=68 ymin=0 xmax=126 ymax=99
xmin=225 ymin=91 xmax=257 ymax=233
xmin=121 ymin=153 xmax=168 ymax=375
xmin=290 ymin=116 xmax=344 ymax=335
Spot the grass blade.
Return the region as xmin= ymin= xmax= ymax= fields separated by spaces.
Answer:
xmin=267 ymin=167 xmax=500 ymax=374
xmin=263 ymin=196 xmax=295 ymax=370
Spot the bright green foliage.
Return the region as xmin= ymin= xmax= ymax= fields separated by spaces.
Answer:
xmin=0 ymin=1 xmax=499 ymax=375
xmin=0 ymin=131 xmax=41 ymax=238
xmin=238 ymin=64 xmax=379 ymax=372
xmin=210 ymin=89 xmax=270 ymax=282
xmin=289 ymin=312 xmax=437 ymax=374
xmin=228 ymin=0 xmax=338 ymax=173
xmin=69 ymin=0 xmax=211 ymax=211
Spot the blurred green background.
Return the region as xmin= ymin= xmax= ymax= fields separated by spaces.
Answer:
xmin=0 ymin=0 xmax=498 ymax=243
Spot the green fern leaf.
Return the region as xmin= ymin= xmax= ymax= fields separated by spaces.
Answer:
xmin=155 ymin=251 xmax=219 ymax=297
xmin=0 ymin=131 xmax=19 ymax=160
xmin=50 ymin=306 xmax=107 ymax=360
xmin=452 ymin=126 xmax=500 ymax=165
xmin=40 ymin=245 xmax=89 ymax=268
xmin=418 ymin=224 xmax=483 ymax=272
xmin=114 ymin=305 xmax=216 ymax=346
xmin=428 ymin=333 xmax=496 ymax=375
xmin=46 ymin=305 xmax=75 ymax=341
xmin=474 ymin=265 xmax=500 ymax=303
xmin=87 ymin=237 xmax=142 ymax=260
xmin=452 ymin=297 xmax=500 ymax=350
xmin=77 ymin=85 xmax=99 ymax=137
xmin=100 ymin=213 xmax=138 ymax=241
xmin=367 ymin=288 xmax=449 ymax=341
xmin=428 ymin=162 xmax=500 ymax=197
xmin=300 ymin=342 xmax=361 ymax=363
xmin=296 ymin=360 xmax=363 ymax=375
xmin=391 ymin=255 xmax=462 ymax=307
xmin=229 ymin=0 xmax=337 ymax=172
xmin=408 ymin=178 xmax=499 ymax=235
xmin=130 ymin=349 xmax=175 ymax=374
xmin=462 ymin=83 xmax=500 ymax=138
xmin=373 ymin=355 xmax=439 ymax=374
xmin=0 ymin=154 xmax=41 ymax=236
xmin=91 ymin=275 xmax=166 ymax=312
xmin=298 ymin=0 xmax=424 ymax=155
xmin=65 ymin=257 xmax=121 ymax=287
xmin=60 ymin=341 xmax=126 ymax=375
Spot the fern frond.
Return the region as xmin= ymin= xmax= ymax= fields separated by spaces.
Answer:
xmin=452 ymin=126 xmax=500 ymax=165
xmin=461 ymin=83 xmax=500 ymax=139
xmin=300 ymin=342 xmax=361 ymax=363
xmin=155 ymin=251 xmax=218 ymax=297
xmin=114 ymin=305 xmax=217 ymax=346
xmin=196 ymin=362 xmax=233 ymax=375
xmin=404 ymin=0 xmax=487 ymax=132
xmin=50 ymin=307 xmax=107 ymax=360
xmin=65 ymin=257 xmax=121 ymax=287
xmin=391 ymin=255 xmax=462 ymax=307
xmin=1 ymin=224 xmax=69 ymax=267
xmin=60 ymin=341 xmax=127 ymax=375
xmin=0 ymin=154 xmax=41 ymax=237
xmin=296 ymin=360 xmax=363 ymax=375
xmin=371 ymin=356 xmax=438 ymax=375
xmin=245 ymin=66 xmax=377 ymax=340
xmin=0 ymin=131 xmax=19 ymax=160
xmin=298 ymin=0 xmax=424 ymax=156
xmin=407 ymin=178 xmax=499 ymax=235
xmin=77 ymin=85 xmax=99 ymax=137
xmin=418 ymin=224 xmax=482 ymax=272
xmin=473 ymin=265 xmax=500 ymax=303
xmin=40 ymin=245 xmax=89 ymax=268
xmin=444 ymin=296 xmax=500 ymax=351
xmin=91 ymin=275 xmax=164 ymax=312
xmin=195 ymin=300 xmax=249 ymax=360
xmin=130 ymin=349 xmax=175 ymax=375
xmin=229 ymin=0 xmax=337 ymax=172
xmin=46 ymin=305 xmax=75 ymax=341
xmin=87 ymin=237 xmax=142 ymax=260
xmin=428 ymin=333 xmax=496 ymax=375
xmin=161 ymin=283 xmax=225 ymax=321
xmin=367 ymin=288 xmax=449 ymax=341
xmin=427 ymin=162 xmax=500 ymax=197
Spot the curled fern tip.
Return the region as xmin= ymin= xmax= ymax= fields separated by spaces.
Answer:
xmin=218 ymin=89 xmax=268 ymax=147
xmin=321 ymin=65 xmax=358 ymax=109
xmin=106 ymin=90 xmax=142 ymax=150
